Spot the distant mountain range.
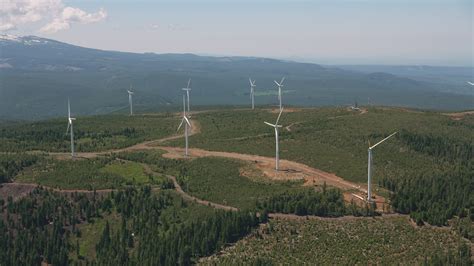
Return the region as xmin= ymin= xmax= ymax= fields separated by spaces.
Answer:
xmin=0 ymin=34 xmax=472 ymax=120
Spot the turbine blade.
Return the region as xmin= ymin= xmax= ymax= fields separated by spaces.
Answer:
xmin=177 ymin=118 xmax=185 ymax=132
xmin=68 ymin=98 xmax=71 ymax=118
xmin=370 ymin=131 xmax=398 ymax=149
xmin=187 ymin=79 xmax=191 ymax=89
xmin=184 ymin=116 xmax=191 ymax=126
xmin=274 ymin=80 xmax=280 ymax=86
xmin=66 ymin=123 xmax=70 ymax=135
xmin=280 ymin=76 xmax=285 ymax=85
xmin=264 ymin=121 xmax=276 ymax=127
xmin=275 ymin=108 xmax=283 ymax=124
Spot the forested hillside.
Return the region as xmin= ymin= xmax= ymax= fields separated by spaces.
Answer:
xmin=1 ymin=35 xmax=473 ymax=120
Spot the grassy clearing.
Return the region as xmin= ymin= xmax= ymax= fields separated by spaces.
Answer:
xmin=100 ymin=160 xmax=149 ymax=184
xmin=165 ymin=107 xmax=472 ymax=185
xmin=116 ymin=150 xmax=305 ymax=210
xmin=177 ymin=157 xmax=304 ymax=210
xmin=202 ymin=216 xmax=468 ymax=265
xmin=14 ymin=157 xmax=163 ymax=189
xmin=70 ymin=212 xmax=121 ymax=260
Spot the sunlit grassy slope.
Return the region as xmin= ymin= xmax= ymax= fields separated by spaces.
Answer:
xmin=166 ymin=107 xmax=473 ymax=184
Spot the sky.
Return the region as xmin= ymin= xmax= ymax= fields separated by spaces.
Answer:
xmin=2 ymin=0 xmax=473 ymax=66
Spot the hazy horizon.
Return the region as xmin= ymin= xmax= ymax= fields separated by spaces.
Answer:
xmin=1 ymin=0 xmax=472 ymax=67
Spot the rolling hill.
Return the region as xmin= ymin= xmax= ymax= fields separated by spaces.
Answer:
xmin=0 ymin=34 xmax=472 ymax=120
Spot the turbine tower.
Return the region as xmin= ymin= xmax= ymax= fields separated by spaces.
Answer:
xmin=249 ymin=78 xmax=256 ymax=109
xmin=182 ymin=79 xmax=192 ymax=113
xmin=367 ymin=131 xmax=397 ymax=202
xmin=177 ymin=94 xmax=192 ymax=156
xmin=127 ymin=86 xmax=134 ymax=116
xmin=66 ymin=99 xmax=76 ymax=158
xmin=264 ymin=108 xmax=284 ymax=170
xmin=274 ymin=77 xmax=285 ymax=111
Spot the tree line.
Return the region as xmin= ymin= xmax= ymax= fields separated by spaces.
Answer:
xmin=0 ymin=153 xmax=39 ymax=183
xmin=257 ymin=184 xmax=377 ymax=217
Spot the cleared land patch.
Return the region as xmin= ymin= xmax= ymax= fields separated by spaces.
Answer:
xmin=201 ymin=215 xmax=468 ymax=265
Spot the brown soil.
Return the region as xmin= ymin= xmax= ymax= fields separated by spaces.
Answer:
xmin=268 ymin=107 xmax=300 ymax=114
xmin=7 ymin=115 xmax=387 ymax=211
xmin=0 ymin=183 xmax=37 ymax=202
xmin=442 ymin=111 xmax=474 ymax=121
xmin=157 ymin=146 xmax=387 ymax=211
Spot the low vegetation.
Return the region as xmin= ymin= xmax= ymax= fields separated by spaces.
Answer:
xmin=14 ymin=156 xmax=163 ymax=190
xmin=202 ymin=216 xmax=471 ymax=265
xmin=164 ymin=107 xmax=473 ymax=225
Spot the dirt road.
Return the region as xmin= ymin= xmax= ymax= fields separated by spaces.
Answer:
xmin=8 ymin=112 xmax=384 ymax=208
xmin=158 ymin=146 xmax=384 ymax=209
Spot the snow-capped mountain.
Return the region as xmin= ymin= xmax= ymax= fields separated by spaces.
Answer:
xmin=0 ymin=34 xmax=51 ymax=45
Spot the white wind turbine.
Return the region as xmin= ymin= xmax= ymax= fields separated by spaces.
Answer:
xmin=182 ymin=79 xmax=192 ymax=113
xmin=274 ymin=77 xmax=285 ymax=111
xmin=249 ymin=78 xmax=256 ymax=109
xmin=66 ymin=99 xmax=76 ymax=158
xmin=467 ymin=81 xmax=474 ymax=86
xmin=127 ymin=86 xmax=134 ymax=116
xmin=177 ymin=94 xmax=192 ymax=156
xmin=264 ymin=108 xmax=284 ymax=170
xmin=367 ymin=131 xmax=397 ymax=201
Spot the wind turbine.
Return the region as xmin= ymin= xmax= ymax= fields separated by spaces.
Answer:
xmin=127 ymin=86 xmax=134 ymax=116
xmin=367 ymin=131 xmax=397 ymax=202
xmin=177 ymin=94 xmax=192 ymax=156
xmin=467 ymin=81 xmax=474 ymax=86
xmin=274 ymin=77 xmax=285 ymax=111
xmin=182 ymin=79 xmax=191 ymax=113
xmin=66 ymin=99 xmax=76 ymax=158
xmin=249 ymin=78 xmax=256 ymax=109
xmin=264 ymin=108 xmax=284 ymax=170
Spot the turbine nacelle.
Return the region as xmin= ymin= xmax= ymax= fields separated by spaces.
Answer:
xmin=177 ymin=115 xmax=191 ymax=132
xmin=249 ymin=78 xmax=256 ymax=87
xmin=182 ymin=78 xmax=192 ymax=91
xmin=274 ymin=76 xmax=285 ymax=87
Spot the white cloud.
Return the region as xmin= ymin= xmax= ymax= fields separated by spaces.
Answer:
xmin=0 ymin=23 xmax=16 ymax=31
xmin=0 ymin=0 xmax=107 ymax=33
xmin=40 ymin=7 xmax=107 ymax=33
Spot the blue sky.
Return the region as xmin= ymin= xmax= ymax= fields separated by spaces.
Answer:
xmin=5 ymin=0 xmax=473 ymax=66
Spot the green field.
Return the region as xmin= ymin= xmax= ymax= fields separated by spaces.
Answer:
xmin=166 ymin=107 xmax=472 ymax=184
xmin=100 ymin=160 xmax=150 ymax=184
xmin=14 ymin=156 xmax=162 ymax=189
xmin=202 ymin=216 xmax=470 ymax=265
xmin=175 ymin=157 xmax=304 ymax=210
xmin=116 ymin=150 xmax=306 ymax=210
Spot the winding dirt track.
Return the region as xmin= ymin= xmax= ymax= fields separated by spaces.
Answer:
xmin=5 ymin=111 xmax=384 ymax=208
